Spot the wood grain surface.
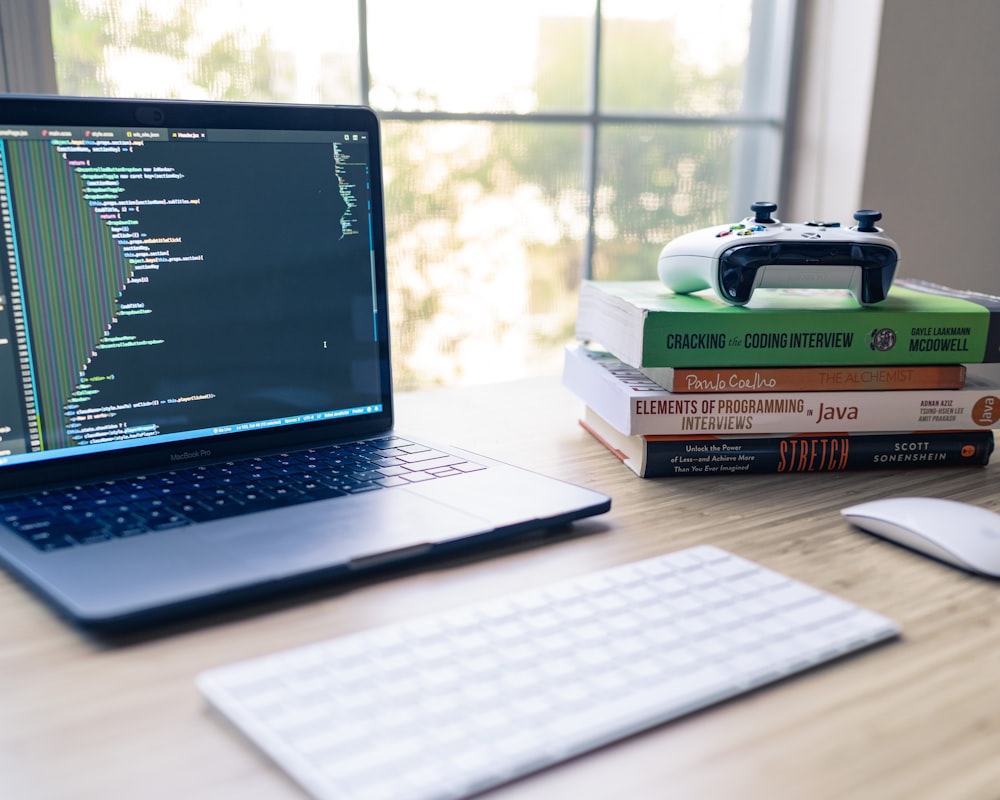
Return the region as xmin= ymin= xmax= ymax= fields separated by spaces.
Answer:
xmin=2 ymin=376 xmax=998 ymax=800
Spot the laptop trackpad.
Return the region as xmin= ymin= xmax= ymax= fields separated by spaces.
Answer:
xmin=200 ymin=489 xmax=489 ymax=575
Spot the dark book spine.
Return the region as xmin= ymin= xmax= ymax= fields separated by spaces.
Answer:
xmin=641 ymin=431 xmax=995 ymax=477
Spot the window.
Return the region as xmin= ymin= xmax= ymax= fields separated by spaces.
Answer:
xmin=5 ymin=0 xmax=798 ymax=388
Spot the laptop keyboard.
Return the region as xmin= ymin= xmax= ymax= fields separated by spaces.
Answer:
xmin=0 ymin=437 xmax=485 ymax=552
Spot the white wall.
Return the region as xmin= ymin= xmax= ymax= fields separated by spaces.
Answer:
xmin=861 ymin=0 xmax=1000 ymax=294
xmin=784 ymin=0 xmax=883 ymax=225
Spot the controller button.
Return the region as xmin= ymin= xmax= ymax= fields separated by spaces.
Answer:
xmin=716 ymin=230 xmax=732 ymax=238
xmin=804 ymin=221 xmax=841 ymax=228
xmin=737 ymin=229 xmax=755 ymax=236
xmin=750 ymin=225 xmax=766 ymax=232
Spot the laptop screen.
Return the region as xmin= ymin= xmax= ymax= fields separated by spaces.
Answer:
xmin=0 ymin=98 xmax=392 ymax=484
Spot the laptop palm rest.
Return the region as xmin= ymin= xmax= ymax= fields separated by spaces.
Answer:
xmin=201 ymin=487 xmax=490 ymax=575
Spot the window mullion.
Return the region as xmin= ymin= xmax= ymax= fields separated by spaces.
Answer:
xmin=357 ymin=0 xmax=371 ymax=105
xmin=582 ymin=0 xmax=603 ymax=282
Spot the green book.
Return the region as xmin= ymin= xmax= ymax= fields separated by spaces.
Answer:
xmin=575 ymin=279 xmax=1000 ymax=368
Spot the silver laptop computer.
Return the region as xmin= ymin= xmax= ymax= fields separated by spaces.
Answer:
xmin=0 ymin=95 xmax=609 ymax=633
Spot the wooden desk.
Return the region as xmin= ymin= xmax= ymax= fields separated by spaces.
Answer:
xmin=3 ymin=376 xmax=999 ymax=800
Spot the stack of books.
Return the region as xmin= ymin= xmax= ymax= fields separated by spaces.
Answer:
xmin=563 ymin=278 xmax=1000 ymax=476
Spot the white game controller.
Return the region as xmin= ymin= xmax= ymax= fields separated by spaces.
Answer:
xmin=657 ymin=202 xmax=900 ymax=305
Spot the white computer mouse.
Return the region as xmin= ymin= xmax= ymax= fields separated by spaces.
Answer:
xmin=841 ymin=497 xmax=1000 ymax=577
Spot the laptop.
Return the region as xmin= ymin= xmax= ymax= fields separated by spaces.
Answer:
xmin=0 ymin=95 xmax=610 ymax=633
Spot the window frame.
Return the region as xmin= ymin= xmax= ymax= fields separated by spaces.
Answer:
xmin=1 ymin=0 xmax=801 ymax=281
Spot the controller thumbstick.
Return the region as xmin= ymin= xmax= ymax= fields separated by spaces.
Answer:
xmin=751 ymin=201 xmax=778 ymax=224
xmin=853 ymin=209 xmax=883 ymax=232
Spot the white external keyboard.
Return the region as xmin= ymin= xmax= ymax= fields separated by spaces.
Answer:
xmin=198 ymin=546 xmax=899 ymax=800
